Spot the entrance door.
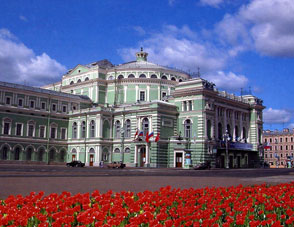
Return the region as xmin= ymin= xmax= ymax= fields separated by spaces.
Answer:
xmin=237 ymin=156 xmax=241 ymax=168
xmin=220 ymin=156 xmax=225 ymax=168
xmin=229 ymin=156 xmax=234 ymax=168
xmin=176 ymin=153 xmax=183 ymax=168
xmin=89 ymin=154 xmax=94 ymax=166
xmin=72 ymin=154 xmax=76 ymax=161
xmin=140 ymin=147 xmax=146 ymax=167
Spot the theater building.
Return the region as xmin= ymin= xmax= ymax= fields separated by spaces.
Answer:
xmin=0 ymin=49 xmax=264 ymax=168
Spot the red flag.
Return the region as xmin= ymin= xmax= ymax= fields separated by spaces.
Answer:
xmin=155 ymin=133 xmax=160 ymax=142
xmin=134 ymin=129 xmax=138 ymax=140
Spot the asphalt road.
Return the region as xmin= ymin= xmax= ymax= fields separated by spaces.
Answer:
xmin=0 ymin=164 xmax=294 ymax=199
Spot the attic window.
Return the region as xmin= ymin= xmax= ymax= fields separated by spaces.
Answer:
xmin=77 ymin=79 xmax=82 ymax=83
xmin=78 ymin=70 xmax=81 ymax=73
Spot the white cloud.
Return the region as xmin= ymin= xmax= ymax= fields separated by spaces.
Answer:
xmin=133 ymin=26 xmax=146 ymax=36
xmin=204 ymin=71 xmax=248 ymax=91
xmin=263 ymin=108 xmax=292 ymax=124
xmin=118 ymin=25 xmax=226 ymax=73
xmin=0 ymin=28 xmax=66 ymax=86
xmin=19 ymin=15 xmax=28 ymax=22
xmin=199 ymin=0 xmax=224 ymax=7
xmin=215 ymin=0 xmax=294 ymax=57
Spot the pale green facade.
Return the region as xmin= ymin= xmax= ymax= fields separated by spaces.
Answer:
xmin=0 ymin=49 xmax=265 ymax=168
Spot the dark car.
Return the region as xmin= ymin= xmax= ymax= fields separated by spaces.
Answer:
xmin=107 ymin=161 xmax=126 ymax=169
xmin=194 ymin=161 xmax=211 ymax=170
xmin=66 ymin=160 xmax=85 ymax=167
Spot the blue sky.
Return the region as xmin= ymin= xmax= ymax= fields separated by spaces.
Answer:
xmin=0 ymin=0 xmax=294 ymax=130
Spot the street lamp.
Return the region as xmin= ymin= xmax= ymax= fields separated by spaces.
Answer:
xmin=223 ymin=129 xmax=230 ymax=169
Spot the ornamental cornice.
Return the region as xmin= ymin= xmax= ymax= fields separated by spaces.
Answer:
xmin=106 ymin=78 xmax=178 ymax=86
xmin=62 ymin=78 xmax=107 ymax=90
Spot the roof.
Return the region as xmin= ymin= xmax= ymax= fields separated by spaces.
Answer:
xmin=0 ymin=81 xmax=91 ymax=101
xmin=113 ymin=61 xmax=192 ymax=77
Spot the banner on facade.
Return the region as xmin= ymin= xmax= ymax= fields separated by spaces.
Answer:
xmin=229 ymin=142 xmax=253 ymax=150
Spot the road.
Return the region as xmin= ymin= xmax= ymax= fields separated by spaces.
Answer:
xmin=0 ymin=164 xmax=293 ymax=199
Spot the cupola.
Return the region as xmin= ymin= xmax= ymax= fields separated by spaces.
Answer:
xmin=136 ymin=47 xmax=148 ymax=62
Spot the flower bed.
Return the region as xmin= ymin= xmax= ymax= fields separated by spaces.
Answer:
xmin=1 ymin=183 xmax=294 ymax=226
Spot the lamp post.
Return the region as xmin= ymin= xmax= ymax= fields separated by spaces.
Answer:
xmin=223 ymin=129 xmax=230 ymax=169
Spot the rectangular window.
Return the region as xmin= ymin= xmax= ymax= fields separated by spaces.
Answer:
xmin=16 ymin=123 xmax=22 ymax=136
xmin=41 ymin=102 xmax=46 ymax=110
xmin=280 ymin=138 xmax=283 ymax=142
xmin=28 ymin=125 xmax=34 ymax=137
xmin=188 ymin=100 xmax=192 ymax=111
xmin=52 ymin=104 xmax=57 ymax=111
xmin=39 ymin=126 xmax=45 ymax=138
xmin=18 ymin=99 xmax=23 ymax=107
xmin=30 ymin=100 xmax=35 ymax=108
xmin=270 ymin=153 xmax=272 ymax=158
xmin=5 ymin=97 xmax=11 ymax=105
xmin=62 ymin=105 xmax=67 ymax=113
xmin=265 ymin=154 xmax=268 ymax=158
xmin=4 ymin=122 xmax=10 ymax=135
xmin=280 ymin=146 xmax=283 ymax=150
xmin=61 ymin=128 xmax=66 ymax=140
xmin=183 ymin=101 xmax=187 ymax=111
xmin=50 ymin=127 xmax=56 ymax=139
xmin=139 ymin=91 xmax=145 ymax=101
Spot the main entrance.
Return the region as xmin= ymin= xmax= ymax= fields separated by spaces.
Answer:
xmin=175 ymin=152 xmax=183 ymax=168
xmin=139 ymin=147 xmax=146 ymax=167
xmin=72 ymin=154 xmax=76 ymax=161
xmin=89 ymin=154 xmax=94 ymax=166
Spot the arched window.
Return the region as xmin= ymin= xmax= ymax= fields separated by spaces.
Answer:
xmin=77 ymin=79 xmax=82 ymax=83
xmin=171 ymin=77 xmax=176 ymax=81
xmin=128 ymin=74 xmax=135 ymax=78
xmin=235 ymin=125 xmax=239 ymax=141
xmin=14 ymin=147 xmax=20 ymax=160
xmin=125 ymin=119 xmax=131 ymax=138
xmin=70 ymin=81 xmax=74 ymax=85
xmin=139 ymin=74 xmax=146 ymax=78
xmin=179 ymin=79 xmax=183 ymax=82
xmin=114 ymin=148 xmax=120 ymax=153
xmin=90 ymin=120 xmax=95 ymax=138
xmin=108 ymin=76 xmax=114 ymax=80
xmin=1 ymin=146 xmax=8 ymax=160
xmin=38 ymin=148 xmax=45 ymax=161
xmin=115 ymin=120 xmax=121 ymax=139
xmin=27 ymin=120 xmax=35 ymax=137
xmin=81 ymin=121 xmax=86 ymax=138
xmin=89 ymin=148 xmax=95 ymax=153
xmin=227 ymin=124 xmax=231 ymax=138
xmin=26 ymin=147 xmax=33 ymax=161
xmin=49 ymin=148 xmax=55 ymax=161
xmin=184 ymin=119 xmax=192 ymax=138
xmin=85 ymin=77 xmax=89 ymax=81
xmin=3 ymin=118 xmax=12 ymax=135
xmin=118 ymin=75 xmax=124 ymax=79
xmin=124 ymin=147 xmax=130 ymax=153
xmin=207 ymin=120 xmax=212 ymax=140
xmin=102 ymin=120 xmax=110 ymax=138
xmin=142 ymin=118 xmax=149 ymax=136
xmin=242 ymin=127 xmax=247 ymax=142
xmin=60 ymin=149 xmax=66 ymax=162
xmin=218 ymin=123 xmax=223 ymax=140
xmin=72 ymin=122 xmax=77 ymax=139
xmin=151 ymin=74 xmax=157 ymax=79
xmin=161 ymin=75 xmax=168 ymax=80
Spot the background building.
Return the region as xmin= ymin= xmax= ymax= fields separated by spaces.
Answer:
xmin=0 ymin=49 xmax=264 ymax=168
xmin=263 ymin=128 xmax=294 ymax=168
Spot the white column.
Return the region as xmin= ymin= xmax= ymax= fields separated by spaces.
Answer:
xmin=77 ymin=147 xmax=80 ymax=160
xmin=96 ymin=85 xmax=99 ymax=103
xmin=85 ymin=147 xmax=88 ymax=164
xmin=135 ymin=85 xmax=138 ymax=101
xmin=77 ymin=122 xmax=81 ymax=139
xmin=134 ymin=145 xmax=138 ymax=165
xmin=96 ymin=145 xmax=101 ymax=164
xmin=146 ymin=144 xmax=150 ymax=165
xmin=147 ymin=85 xmax=150 ymax=101
xmin=96 ymin=116 xmax=101 ymax=137
xmin=124 ymin=86 xmax=127 ymax=103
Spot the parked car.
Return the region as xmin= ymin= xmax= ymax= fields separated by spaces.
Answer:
xmin=66 ymin=160 xmax=85 ymax=167
xmin=194 ymin=161 xmax=211 ymax=170
xmin=107 ymin=162 xmax=126 ymax=169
